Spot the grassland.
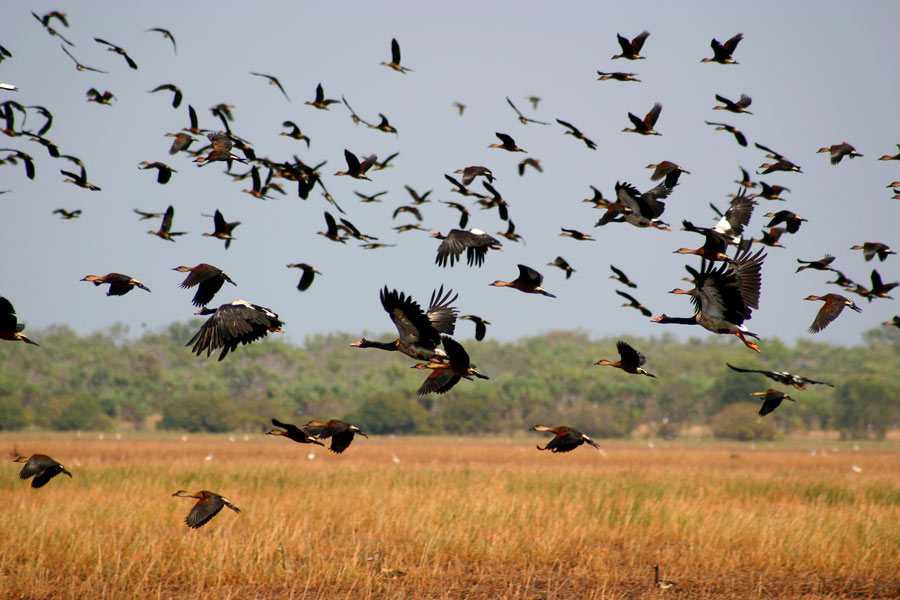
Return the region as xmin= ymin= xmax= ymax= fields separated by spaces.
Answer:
xmin=2 ymin=434 xmax=899 ymax=599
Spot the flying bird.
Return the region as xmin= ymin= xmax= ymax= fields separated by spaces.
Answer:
xmin=506 ymin=97 xmax=548 ymax=125
xmin=0 ymin=296 xmax=40 ymax=346
xmin=623 ymin=103 xmax=662 ymax=135
xmin=530 ymin=425 xmax=600 ymax=453
xmin=14 ymin=454 xmax=71 ymax=487
xmin=556 ymin=119 xmax=597 ymax=149
xmin=753 ymin=390 xmax=795 ymax=417
xmin=187 ymin=300 xmax=284 ymax=361
xmin=172 ymin=264 xmax=236 ymax=307
xmin=93 ymin=38 xmax=138 ymax=69
xmin=381 ymin=38 xmax=412 ymax=73
xmin=172 ymin=490 xmax=240 ymax=529
xmin=145 ymin=27 xmax=177 ymax=54
xmin=612 ymin=30 xmax=650 ymax=60
xmin=81 ymin=273 xmax=151 ymax=296
xmin=804 ymin=294 xmax=862 ymax=333
xmin=250 ymin=72 xmax=290 ymax=101
xmin=490 ymin=264 xmax=556 ymax=298
xmin=433 ymin=229 xmax=502 ymax=267
xmin=286 ymin=263 xmax=321 ymax=292
xmin=726 ymin=363 xmax=833 ymax=390
xmin=702 ymin=33 xmax=744 ymax=64
xmin=595 ymin=340 xmax=656 ymax=377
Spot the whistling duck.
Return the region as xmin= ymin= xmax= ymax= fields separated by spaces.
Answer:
xmin=338 ymin=217 xmax=377 ymax=242
xmin=749 ymin=182 xmax=790 ymax=201
xmin=453 ymin=102 xmax=466 ymax=116
xmin=60 ymin=166 xmax=101 ymax=190
xmin=616 ymin=290 xmax=652 ymax=317
xmin=726 ymin=363 xmax=833 ymax=390
xmin=530 ymin=425 xmax=600 ymax=453
xmin=381 ymin=38 xmax=413 ymax=73
xmin=804 ymin=294 xmax=861 ymax=333
xmin=883 ymin=316 xmax=900 ymax=328
xmin=355 ymin=190 xmax=387 ymax=203
xmin=497 ymin=220 xmax=523 ymax=243
xmin=860 ymin=269 xmax=897 ymax=301
xmin=713 ymin=93 xmax=752 ymax=114
xmin=250 ymin=72 xmax=290 ymax=100
xmin=623 ymin=103 xmax=662 ymax=135
xmin=317 ymin=211 xmax=346 ymax=243
xmin=597 ymin=71 xmax=640 ymax=82
xmin=489 ymin=132 xmax=525 ymax=152
xmin=479 ymin=182 xmax=509 ymax=221
xmin=583 ymin=186 xmax=610 ymax=207
xmin=0 ymin=296 xmax=39 ymax=346
xmin=850 ymin=242 xmax=895 ymax=262
xmin=303 ymin=419 xmax=368 ymax=453
xmin=194 ymin=132 xmax=246 ymax=167
xmin=368 ymin=113 xmax=397 ymax=135
xmin=556 ymin=119 xmax=597 ymax=150
xmin=525 ymin=96 xmax=541 ymax=109
xmin=455 ymin=166 xmax=493 ymax=186
xmin=173 ymin=264 xmax=235 ymax=307
xmin=286 ymin=263 xmax=321 ymax=292
xmin=267 ymin=418 xmax=324 ymax=446
xmin=752 ymin=227 xmax=786 ymax=248
xmin=93 ymin=37 xmax=137 ymax=69
xmin=434 ymin=229 xmax=502 ymax=267
xmin=81 ymin=273 xmax=150 ymax=296
xmin=646 ymin=161 xmax=690 ymax=182
xmin=393 ymin=205 xmax=423 ymax=222
xmin=755 ymin=142 xmax=802 ymax=174
xmin=764 ymin=211 xmax=806 ymax=234
xmin=305 ymin=83 xmax=338 ymax=109
xmin=825 ymin=270 xmax=856 ymax=289
xmin=145 ymin=27 xmax=177 ymax=53
xmin=560 ymin=227 xmax=594 ymax=241
xmin=172 ymin=490 xmax=240 ymax=529
xmin=753 ymin=389 xmax=794 ymax=416
xmin=187 ymin=300 xmax=284 ymax=360
xmin=437 ymin=200 xmax=468 ymax=229
xmin=14 ymin=454 xmax=71 ymax=488
xmin=702 ymin=33 xmax=743 ymax=64
xmin=394 ymin=223 xmax=430 ymax=233
xmin=200 ymin=209 xmax=240 ymax=249
xmin=33 ymin=10 xmax=68 ymax=29
xmin=506 ymin=97 xmax=549 ymax=125
xmin=165 ymin=132 xmax=195 ymax=155
xmin=60 ymin=45 xmax=106 ymax=72
xmin=138 ymin=161 xmax=176 ymax=184
xmin=340 ymin=94 xmax=368 ymax=125
xmin=614 ymin=180 xmax=672 ymax=229
xmin=733 ymin=166 xmax=755 ymax=188
xmin=30 ymin=134 xmax=59 ymax=157
xmin=677 ymin=221 xmax=731 ymax=261
xmin=147 ymin=205 xmax=186 ymax=241
xmin=52 ymin=208 xmax=81 ymax=219
xmin=653 ymin=565 xmax=676 ymax=590
xmin=86 ymin=88 xmax=115 ymax=105
xmin=705 ymin=121 xmax=748 ymax=147
xmin=352 ymin=285 xmax=458 ymax=362
xmin=401 ymin=185 xmax=430 ymax=205
xmin=609 ymin=265 xmax=637 ymax=288
xmin=491 ymin=264 xmax=556 ymax=298
xmin=444 ymin=173 xmax=484 ymax=198
xmin=360 ymin=242 xmax=395 ymax=250
xmin=817 ymin=142 xmax=862 ymax=165
xmin=335 ymin=149 xmax=376 ymax=180
xmin=595 ymin=340 xmax=656 ymax=377
xmin=134 ymin=209 xmax=162 ymax=221
xmin=654 ymin=245 xmax=766 ymax=352
xmin=0 ymin=150 xmax=35 ymax=179
xmin=461 ymin=315 xmax=490 ymax=341
xmin=612 ymin=30 xmax=650 ymax=60
xmin=547 ymin=256 xmax=575 ymax=279
xmin=280 ymin=120 xmax=310 ymax=147
xmin=411 ymin=335 xmax=488 ymax=395
xmin=796 ymin=255 xmax=835 ymax=273
xmin=878 ymin=145 xmax=900 ymax=161
xmin=518 ymin=157 xmax=542 ymax=175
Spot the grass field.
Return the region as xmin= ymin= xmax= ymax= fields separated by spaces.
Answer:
xmin=2 ymin=434 xmax=899 ymax=599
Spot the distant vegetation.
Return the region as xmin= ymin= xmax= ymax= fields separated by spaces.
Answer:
xmin=1 ymin=322 xmax=898 ymax=440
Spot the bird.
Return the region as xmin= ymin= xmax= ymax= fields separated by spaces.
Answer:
xmin=749 ymin=182 xmax=790 ymax=201
xmin=351 ymin=286 xmax=458 ymax=361
xmin=187 ymin=300 xmax=284 ymax=361
xmin=279 ymin=120 xmax=310 ymax=147
xmin=172 ymin=264 xmax=236 ymax=307
xmin=317 ymin=211 xmax=346 ymax=243
xmin=752 ymin=390 xmax=795 ymax=417
xmin=149 ymin=83 xmax=183 ymax=109
xmin=755 ymin=142 xmax=802 ymax=174
xmin=303 ymin=420 xmax=368 ymax=453
xmin=878 ymin=144 xmax=900 ymax=161
xmin=138 ymin=161 xmax=176 ymax=184
xmin=764 ymin=211 xmax=806 ymax=234
xmin=609 ymin=265 xmax=637 ymax=288
xmin=93 ymin=38 xmax=138 ymax=69
xmin=202 ymin=209 xmax=240 ymax=249
xmin=460 ymin=315 xmax=490 ymax=341
xmin=518 ymin=157 xmax=542 ymax=175
xmin=453 ymin=102 xmax=466 ymax=116
xmin=52 ymin=208 xmax=81 ymax=219
xmin=286 ymin=263 xmax=321 ymax=292
xmin=147 ymin=205 xmax=186 ymax=241
xmin=646 ymin=161 xmax=690 ymax=182
xmin=496 ymin=219 xmax=523 ymax=243
xmin=490 ymin=264 xmax=556 ymax=298
xmin=702 ymin=33 xmax=744 ymax=64
xmin=705 ymin=121 xmax=748 ymax=147
xmin=0 ymin=296 xmax=39 ymax=346
xmin=165 ymin=132 xmax=195 ymax=155
xmin=623 ymin=103 xmax=662 ymax=135
xmin=595 ymin=341 xmax=656 ymax=377
xmin=616 ymin=290 xmax=652 ymax=317
xmin=596 ymin=71 xmax=640 ymax=82
xmin=849 ymin=242 xmax=895 ymax=262
xmin=145 ymin=27 xmax=177 ymax=54
xmin=796 ymin=255 xmax=836 ymax=273
xmin=753 ymin=227 xmax=786 ymax=248
xmin=506 ymin=97 xmax=548 ymax=125
xmin=355 ymin=190 xmax=387 ymax=203
xmin=817 ymin=142 xmax=862 ymax=165
xmin=612 ymin=30 xmax=650 ymax=59
xmin=0 ymin=149 xmax=36 ymax=180
xmin=726 ymin=363 xmax=833 ymax=390
xmin=454 ymin=166 xmax=493 ymax=186
xmin=859 ymin=269 xmax=898 ymax=302
xmin=60 ymin=45 xmax=107 ymax=73
xmin=335 ymin=149 xmax=376 ymax=180
xmin=530 ymin=425 xmax=600 ymax=453
xmin=556 ymin=119 xmax=596 ymax=150
xmin=440 ymin=200 xmax=470 ymax=229
xmin=305 ymin=83 xmax=338 ymax=109
xmin=172 ymin=490 xmax=240 ymax=529
xmin=804 ymin=294 xmax=862 ymax=333
xmin=194 ymin=132 xmax=247 ymax=167
xmin=444 ymin=173 xmax=482 ymax=198
xmin=610 ymin=180 xmax=672 ymax=229
xmin=489 ymin=132 xmax=525 ymax=152
xmin=547 ymin=256 xmax=575 ymax=279
xmin=266 ymin=418 xmax=324 ymax=446
xmin=392 ymin=205 xmax=423 ymax=221
xmin=560 ymin=227 xmax=594 ymax=241
xmin=653 ymin=565 xmax=676 ymax=590
xmin=81 ymin=273 xmax=151 ymax=296
xmin=86 ymin=88 xmax=115 ymax=105
xmin=434 ymin=229 xmax=502 ymax=267
xmin=411 ymin=336 xmax=488 ymax=395
xmin=13 ymin=454 xmax=71 ymax=487
xmin=676 ymin=221 xmax=732 ymax=262
xmin=250 ymin=72 xmax=290 ymax=101
xmin=882 ymin=316 xmax=900 ymax=329
xmin=133 ymin=208 xmax=164 ymax=221
xmin=381 ymin=38 xmax=412 ymax=73
xmin=713 ymin=93 xmax=752 ymax=114
xmin=60 ymin=166 xmax=101 ymax=190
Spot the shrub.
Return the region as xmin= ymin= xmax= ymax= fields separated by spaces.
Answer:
xmin=710 ymin=402 xmax=775 ymax=441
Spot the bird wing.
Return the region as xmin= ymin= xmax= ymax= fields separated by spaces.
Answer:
xmin=516 ymin=264 xmax=543 ymax=287
xmin=616 ymin=340 xmax=646 ymax=367
xmin=380 ymin=287 xmax=441 ymax=347
xmin=426 ymin=285 xmax=458 ymax=335
xmin=644 ymin=103 xmax=662 ymax=128
xmin=391 ymin=38 xmax=401 ymax=64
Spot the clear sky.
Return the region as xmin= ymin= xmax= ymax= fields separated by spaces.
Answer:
xmin=2 ymin=1 xmax=898 ymax=349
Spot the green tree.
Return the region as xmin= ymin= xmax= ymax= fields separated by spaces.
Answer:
xmin=710 ymin=402 xmax=776 ymax=441
xmin=833 ymin=377 xmax=897 ymax=440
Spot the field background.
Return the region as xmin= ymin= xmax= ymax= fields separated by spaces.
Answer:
xmin=2 ymin=434 xmax=899 ymax=599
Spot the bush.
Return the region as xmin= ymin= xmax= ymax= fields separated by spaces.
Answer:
xmin=710 ymin=402 xmax=775 ymax=441
xmin=345 ymin=393 xmax=432 ymax=435
xmin=158 ymin=393 xmax=241 ymax=432
xmin=49 ymin=394 xmax=113 ymax=431
xmin=0 ymin=395 xmax=27 ymax=430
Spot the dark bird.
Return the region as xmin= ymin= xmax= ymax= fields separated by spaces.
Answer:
xmin=145 ymin=27 xmax=177 ymax=54
xmin=764 ymin=210 xmax=806 ymax=234
xmin=404 ymin=185 xmax=432 ymax=204
xmin=861 ymin=269 xmax=898 ymax=302
xmin=0 ymin=296 xmax=39 ymax=346
xmin=286 ymin=263 xmax=321 ymax=292
xmin=81 ymin=273 xmax=150 ymax=296
xmin=616 ymin=290 xmax=652 ymax=317
xmin=86 ymin=88 xmax=115 ymax=105
xmin=133 ymin=208 xmax=163 ymax=221
xmin=280 ymin=120 xmax=310 ymax=147
xmin=335 ymin=149 xmax=376 ymax=179
xmin=595 ymin=340 xmax=656 ymax=377
xmin=453 ymin=102 xmax=466 ymax=116
xmin=149 ymin=83 xmax=182 ymax=109
xmin=201 ymin=209 xmax=240 ymax=249
xmin=796 ymin=255 xmax=835 ymax=273
xmin=454 ymin=165 xmax=493 ymax=186
xmin=444 ymin=173 xmax=483 ymax=198
xmin=755 ymin=142 xmax=802 ymax=174
xmin=713 ymin=93 xmax=752 ymax=114
xmin=173 ymin=264 xmax=235 ymax=307
xmin=548 ymin=256 xmax=575 ymax=279
xmin=411 ymin=336 xmax=488 ymax=395
xmin=52 ymin=208 xmax=81 ymax=219
xmin=187 ymin=300 xmax=284 ymax=360
xmin=381 ymin=38 xmax=412 ymax=73
xmin=825 ymin=270 xmax=856 ymax=289
xmin=734 ymin=166 xmax=756 ymax=188
xmin=612 ymin=30 xmax=650 ymax=60
xmin=368 ymin=113 xmax=397 ymax=135
xmin=440 ymin=200 xmax=470 ymax=229
xmin=817 ymin=142 xmax=862 ymax=165
xmin=338 ymin=217 xmax=377 ymax=242
xmin=726 ymin=363 xmax=833 ymax=390
xmin=317 ymin=211 xmax=346 ymax=243
xmin=752 ymin=389 xmax=795 ymax=417
xmin=461 ymin=315 xmax=490 ymax=341
xmin=489 ymin=132 xmax=525 ymax=152
xmin=804 ymin=294 xmax=862 ymax=333
xmin=60 ymin=45 xmax=107 ymax=73
xmin=612 ymin=180 xmax=673 ymax=229
xmin=560 ymin=227 xmax=594 ymax=241
xmin=882 ymin=316 xmax=900 ymax=329
xmin=556 ymin=118 xmax=597 ymax=150
xmin=850 ymin=242 xmax=895 ymax=262
xmin=250 ymin=72 xmax=290 ymax=101
xmin=506 ymin=97 xmax=548 ymax=125
xmin=490 ymin=264 xmax=556 ymax=298
xmin=172 ymin=490 xmax=240 ymax=529
xmin=530 ymin=425 xmax=600 ymax=453
xmin=677 ymin=221 xmax=732 ymax=262
xmin=305 ymin=83 xmax=338 ymax=109
xmin=33 ymin=11 xmax=74 ymax=45
xmin=752 ymin=227 xmax=786 ymax=248
xmin=392 ymin=205 xmax=423 ymax=221
xmin=609 ymin=265 xmax=637 ymax=288
xmin=138 ymin=161 xmax=176 ymax=184
xmin=147 ymin=205 xmax=186 ymax=241
xmin=705 ymin=121 xmax=748 ymax=147
xmin=27 ymin=105 xmax=54 ymax=136
xmin=750 ymin=181 xmax=790 ymax=200
xmin=597 ymin=71 xmax=640 ymax=82
xmin=434 ymin=229 xmax=502 ymax=267
xmin=518 ymin=157 xmax=542 ymax=175
xmin=496 ymin=219 xmax=523 ymax=243
xmin=303 ymin=419 xmax=368 ymax=453
xmin=646 ymin=161 xmax=690 ymax=182
xmin=165 ymin=132 xmax=195 ymax=155
xmin=28 ymin=134 xmax=60 ymax=157
xmin=13 ymin=454 xmax=70 ymax=487
xmin=702 ymin=33 xmax=744 ymax=64
xmin=93 ymin=38 xmax=138 ymax=69
xmin=623 ymin=102 xmax=662 ymax=135
xmin=355 ymin=190 xmax=387 ymax=203
xmin=0 ymin=149 xmax=35 ymax=179
xmin=267 ymin=418 xmax=324 ymax=446
xmin=351 ymin=286 xmax=458 ymax=361
xmin=653 ymin=565 xmax=676 ymax=590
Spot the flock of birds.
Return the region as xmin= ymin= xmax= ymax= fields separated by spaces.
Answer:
xmin=3 ymin=11 xmax=898 ymax=557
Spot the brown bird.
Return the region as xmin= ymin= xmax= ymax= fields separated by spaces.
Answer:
xmin=133 ymin=208 xmax=164 ymax=221
xmin=149 ymin=83 xmax=183 ymax=109
xmin=145 ymin=27 xmax=177 ymax=54
xmin=147 ymin=205 xmax=186 ymax=241
xmin=752 ymin=390 xmax=795 ymax=417
xmin=173 ymin=264 xmax=236 ymax=307
xmin=317 ymin=211 xmax=346 ymax=243
xmin=13 ymin=454 xmax=71 ymax=487
xmin=286 ymin=263 xmax=321 ymax=292
xmin=305 ymin=83 xmax=338 ymax=109
xmin=489 ymin=132 xmax=525 ymax=152
xmin=303 ymin=419 xmax=368 ymax=453
xmin=194 ymin=132 xmax=246 ymax=167
xmin=0 ymin=296 xmax=39 ymax=346
xmin=595 ymin=340 xmax=656 ymax=377
xmin=547 ymin=256 xmax=575 ymax=279
xmin=187 ymin=300 xmax=284 ymax=361
xmin=202 ymin=209 xmax=240 ymax=249
xmin=882 ymin=316 xmax=900 ymax=329
xmin=434 ymin=229 xmax=502 ymax=267
xmin=713 ymin=93 xmax=752 ymax=114
xmin=560 ymin=227 xmax=594 ymax=241
xmin=496 ymin=219 xmax=523 ymax=243
xmin=61 ymin=166 xmax=101 ymax=190
xmin=392 ymin=205 xmax=423 ymax=221
xmin=52 ymin=208 xmax=81 ymax=219
xmin=764 ymin=210 xmax=806 ymax=234
xmin=81 ymin=273 xmax=151 ymax=296
xmin=165 ymin=132 xmax=195 ymax=155
xmin=597 ymin=71 xmax=640 ymax=82
xmin=612 ymin=30 xmax=650 ymax=60
xmin=753 ymin=227 xmax=786 ymax=248
xmin=702 ymin=33 xmax=744 ymax=64
xmin=453 ymin=102 xmax=466 ymax=116
xmin=335 ymin=149 xmax=376 ymax=179
xmin=380 ymin=38 xmax=412 ymax=73
xmin=172 ymin=490 xmax=240 ymax=529
xmin=280 ymin=120 xmax=310 ymax=147
xmin=804 ymin=294 xmax=862 ymax=333
xmin=623 ymin=103 xmax=662 ymax=135
xmin=727 ymin=363 xmax=833 ymax=390
xmin=267 ymin=418 xmax=324 ymax=446
xmin=60 ymin=45 xmax=106 ymax=73
xmin=616 ymin=290 xmax=652 ymax=317
xmin=461 ymin=314 xmax=490 ymax=341
xmin=878 ymin=144 xmax=900 ymax=161
xmin=490 ymin=264 xmax=556 ymax=298
xmin=646 ymin=161 xmax=690 ymax=182
xmin=860 ymin=269 xmax=898 ymax=302
xmin=556 ymin=119 xmax=597 ymax=150
xmin=518 ymin=157 xmax=542 ymax=175
xmin=368 ymin=113 xmax=398 ymax=135
xmin=138 ymin=161 xmax=176 ymax=184
xmin=454 ymin=166 xmax=494 ymax=186
xmin=796 ymin=255 xmax=835 ymax=273
xmin=653 ymin=565 xmax=676 ymax=590
xmin=849 ymin=242 xmax=895 ymax=262
xmin=354 ymin=190 xmax=387 ymax=203
xmin=250 ymin=72 xmax=290 ymax=101
xmin=506 ymin=97 xmax=549 ymax=125
xmin=750 ymin=181 xmax=791 ymax=200
xmin=756 ymin=142 xmax=802 ymax=174
xmin=705 ymin=121 xmax=748 ymax=147
xmin=609 ymin=265 xmax=637 ymax=288
xmin=94 ymin=38 xmax=138 ymax=69
xmin=817 ymin=142 xmax=862 ymax=165
xmin=530 ymin=425 xmax=600 ymax=453
xmin=86 ymin=88 xmax=115 ymax=105
xmin=411 ymin=335 xmax=488 ymax=395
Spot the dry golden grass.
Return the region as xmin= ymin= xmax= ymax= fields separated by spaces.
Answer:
xmin=2 ymin=434 xmax=899 ymax=599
